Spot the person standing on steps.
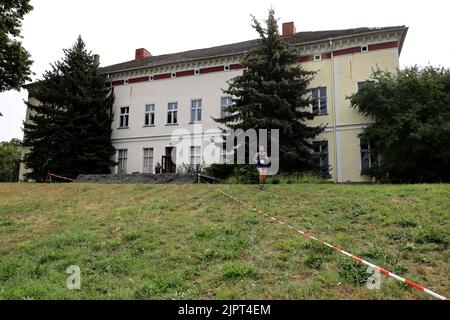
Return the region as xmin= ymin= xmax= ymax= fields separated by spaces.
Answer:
xmin=253 ymin=145 xmax=270 ymax=190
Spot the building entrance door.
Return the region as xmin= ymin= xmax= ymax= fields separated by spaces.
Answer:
xmin=162 ymin=147 xmax=176 ymax=173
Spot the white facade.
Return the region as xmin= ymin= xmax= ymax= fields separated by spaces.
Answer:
xmin=110 ymin=68 xmax=241 ymax=174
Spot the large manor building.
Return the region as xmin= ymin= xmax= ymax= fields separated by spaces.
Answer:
xmin=20 ymin=22 xmax=408 ymax=182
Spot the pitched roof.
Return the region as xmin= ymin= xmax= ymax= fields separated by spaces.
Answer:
xmin=99 ymin=26 xmax=407 ymax=75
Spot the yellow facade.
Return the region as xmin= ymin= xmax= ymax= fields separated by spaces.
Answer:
xmin=303 ymin=47 xmax=400 ymax=182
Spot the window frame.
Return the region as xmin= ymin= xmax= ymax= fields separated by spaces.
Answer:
xmin=142 ymin=147 xmax=154 ymax=173
xmin=117 ymin=149 xmax=128 ymax=173
xmin=190 ymin=145 xmax=202 ymax=166
xmin=310 ymin=87 xmax=327 ymax=115
xmin=167 ymin=102 xmax=178 ymax=124
xmin=144 ymin=104 xmax=155 ymax=126
xmin=313 ymin=140 xmax=329 ymax=172
xmin=119 ymin=106 xmax=130 ymax=128
xmin=360 ymin=140 xmax=378 ymax=173
xmin=190 ymin=99 xmax=202 ymax=123
xmin=220 ymin=96 xmax=233 ymax=119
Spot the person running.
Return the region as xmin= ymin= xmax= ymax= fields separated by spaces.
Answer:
xmin=253 ymin=145 xmax=269 ymax=190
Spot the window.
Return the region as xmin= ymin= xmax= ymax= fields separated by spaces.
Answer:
xmin=357 ymin=81 xmax=374 ymax=91
xmin=117 ymin=149 xmax=128 ymax=173
xmin=360 ymin=140 xmax=378 ymax=172
xmin=221 ymin=96 xmax=233 ymax=118
xmin=314 ymin=54 xmax=322 ymax=61
xmin=357 ymin=81 xmax=367 ymax=90
xmin=190 ymin=146 xmax=202 ymax=166
xmin=145 ymin=104 xmax=155 ymax=125
xmin=143 ymin=148 xmax=154 ymax=173
xmin=311 ymin=87 xmax=327 ymax=115
xmin=313 ymin=141 xmax=329 ymax=171
xmin=167 ymin=102 xmax=178 ymax=124
xmin=119 ymin=107 xmax=129 ymax=128
xmin=190 ymin=99 xmax=202 ymax=122
xmin=361 ymin=45 xmax=368 ymax=52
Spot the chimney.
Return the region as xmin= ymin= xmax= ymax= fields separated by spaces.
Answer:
xmin=282 ymin=22 xmax=296 ymax=37
xmin=135 ymin=48 xmax=151 ymax=60
xmin=93 ymin=54 xmax=100 ymax=66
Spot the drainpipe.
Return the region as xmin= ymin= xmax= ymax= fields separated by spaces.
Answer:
xmin=329 ymin=40 xmax=339 ymax=183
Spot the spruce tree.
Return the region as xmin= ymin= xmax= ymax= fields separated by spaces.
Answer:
xmin=23 ymin=36 xmax=116 ymax=181
xmin=215 ymin=9 xmax=323 ymax=173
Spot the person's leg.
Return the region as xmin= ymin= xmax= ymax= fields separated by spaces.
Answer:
xmin=257 ymin=168 xmax=263 ymax=189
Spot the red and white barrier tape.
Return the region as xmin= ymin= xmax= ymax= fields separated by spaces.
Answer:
xmin=46 ymin=172 xmax=75 ymax=182
xmin=199 ymin=176 xmax=447 ymax=300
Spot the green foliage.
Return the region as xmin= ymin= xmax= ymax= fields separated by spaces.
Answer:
xmin=123 ymin=232 xmax=142 ymax=242
xmin=221 ymin=263 xmax=255 ymax=280
xmin=22 ymin=36 xmax=116 ymax=181
xmin=176 ymin=162 xmax=204 ymax=174
xmin=0 ymin=183 xmax=448 ymax=299
xmin=397 ymin=218 xmax=418 ymax=228
xmin=304 ymin=254 xmax=323 ymax=269
xmin=415 ymin=228 xmax=448 ymax=248
xmin=337 ymin=258 xmax=368 ymax=286
xmin=204 ymin=163 xmax=329 ymax=184
xmin=349 ymin=66 xmax=450 ymax=182
xmin=0 ymin=0 xmax=33 ymax=91
xmin=203 ymin=163 xmax=236 ymax=180
xmin=215 ymin=9 xmax=323 ymax=174
xmin=134 ymin=274 xmax=189 ymax=299
xmin=0 ymin=138 xmax=21 ymax=181
xmin=303 ymin=242 xmax=333 ymax=269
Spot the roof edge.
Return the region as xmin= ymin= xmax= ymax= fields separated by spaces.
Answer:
xmin=100 ymin=26 xmax=408 ymax=76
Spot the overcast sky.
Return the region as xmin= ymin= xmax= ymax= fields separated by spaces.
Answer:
xmin=1 ymin=0 xmax=449 ymax=142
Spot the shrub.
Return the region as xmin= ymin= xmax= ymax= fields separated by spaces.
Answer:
xmin=203 ymin=163 xmax=236 ymax=180
xmin=270 ymin=178 xmax=280 ymax=184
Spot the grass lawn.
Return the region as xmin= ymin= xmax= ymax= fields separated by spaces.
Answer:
xmin=0 ymin=183 xmax=448 ymax=300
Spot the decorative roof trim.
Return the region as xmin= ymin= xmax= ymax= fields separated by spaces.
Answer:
xmin=100 ymin=26 xmax=407 ymax=76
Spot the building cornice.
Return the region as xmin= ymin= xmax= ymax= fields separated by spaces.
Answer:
xmin=103 ymin=26 xmax=408 ymax=79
